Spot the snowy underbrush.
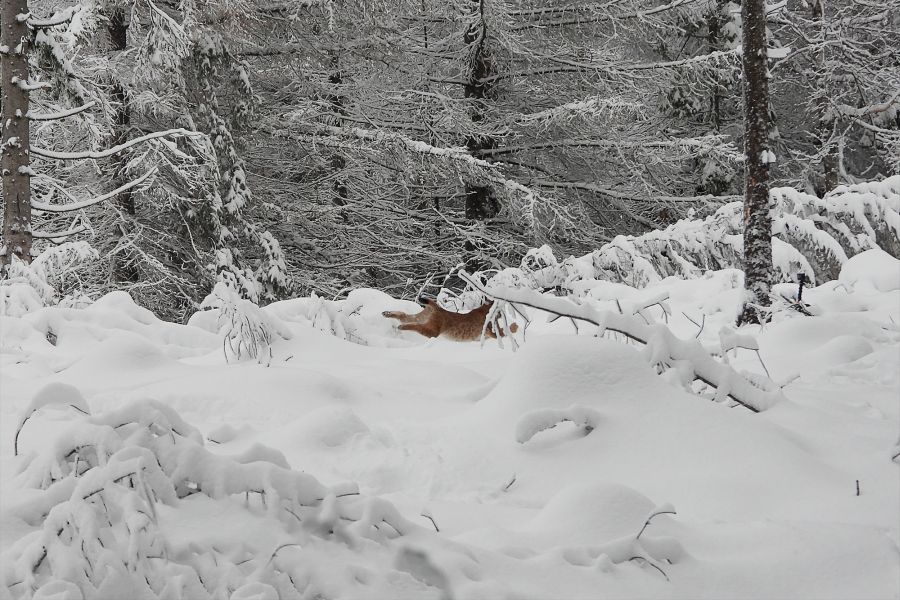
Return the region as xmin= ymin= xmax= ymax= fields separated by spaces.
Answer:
xmin=492 ymin=176 xmax=900 ymax=293
xmin=0 ymin=243 xmax=97 ymax=319
xmin=2 ymin=383 xmax=690 ymax=600
xmin=2 ymin=382 xmax=423 ymax=598
xmin=1 ymin=247 xmax=898 ymax=598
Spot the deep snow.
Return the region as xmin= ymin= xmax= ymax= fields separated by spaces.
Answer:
xmin=1 ymin=256 xmax=898 ymax=599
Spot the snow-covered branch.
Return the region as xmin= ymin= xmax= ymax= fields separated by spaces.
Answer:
xmin=31 ymin=129 xmax=202 ymax=161
xmin=459 ymin=271 xmax=783 ymax=413
xmin=298 ymin=123 xmax=496 ymax=169
xmin=31 ymin=169 xmax=157 ymax=213
xmin=32 ymin=225 xmax=89 ymax=240
xmin=26 ymin=5 xmax=80 ymax=28
xmin=26 ymin=101 xmax=96 ymax=121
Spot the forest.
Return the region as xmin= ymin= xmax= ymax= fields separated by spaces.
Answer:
xmin=1 ymin=0 xmax=897 ymax=316
xmin=1 ymin=0 xmax=899 ymax=599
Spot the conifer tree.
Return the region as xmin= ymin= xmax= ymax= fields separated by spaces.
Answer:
xmin=737 ymin=0 xmax=774 ymax=325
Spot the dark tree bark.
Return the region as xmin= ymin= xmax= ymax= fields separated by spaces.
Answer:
xmin=707 ymin=0 xmax=730 ymax=130
xmin=737 ymin=0 xmax=774 ymax=325
xmin=812 ymin=0 xmax=839 ymax=194
xmin=327 ymin=56 xmax=349 ymax=210
xmin=108 ymin=5 xmax=139 ymax=282
xmin=1 ymin=0 xmax=33 ymax=266
xmin=463 ymin=0 xmax=499 ymax=222
xmin=461 ymin=0 xmax=500 ymax=270
xmin=109 ymin=6 xmax=132 ymax=219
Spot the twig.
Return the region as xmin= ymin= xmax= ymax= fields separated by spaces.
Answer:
xmin=15 ymin=403 xmax=90 ymax=456
xmin=681 ymin=311 xmax=706 ymax=338
xmin=754 ymin=350 xmax=772 ymax=379
xmin=421 ymin=513 xmax=440 ymax=532
xmin=628 ymin=556 xmax=669 ymax=581
xmin=636 ymin=507 xmax=677 ymax=539
xmin=267 ymin=543 xmax=303 ymax=565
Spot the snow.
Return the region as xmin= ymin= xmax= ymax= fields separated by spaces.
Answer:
xmin=1 ymin=272 xmax=898 ymax=598
xmin=839 ymin=248 xmax=900 ymax=292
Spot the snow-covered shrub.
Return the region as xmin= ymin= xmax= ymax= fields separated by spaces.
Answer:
xmin=306 ymin=291 xmax=355 ymax=342
xmin=4 ymin=387 xmax=423 ymax=599
xmin=199 ymin=281 xmax=292 ymax=363
xmin=0 ymin=243 xmax=98 ymax=317
xmin=305 ymin=288 xmax=423 ymax=346
xmin=490 ymin=177 xmax=899 ymax=295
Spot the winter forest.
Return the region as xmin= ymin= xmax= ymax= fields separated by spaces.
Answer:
xmin=1 ymin=0 xmax=899 ymax=597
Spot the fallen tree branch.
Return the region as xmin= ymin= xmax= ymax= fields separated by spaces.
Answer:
xmin=459 ymin=271 xmax=783 ymax=413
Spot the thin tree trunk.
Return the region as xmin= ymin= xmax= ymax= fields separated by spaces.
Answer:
xmin=737 ymin=0 xmax=774 ymax=325
xmin=327 ymin=54 xmax=349 ymax=210
xmin=1 ymin=0 xmax=33 ymax=266
xmin=463 ymin=0 xmax=499 ymax=222
xmin=461 ymin=0 xmax=500 ymax=270
xmin=707 ymin=0 xmax=729 ymax=130
xmin=108 ymin=5 xmax=139 ymax=282
xmin=813 ymin=0 xmax=839 ymax=194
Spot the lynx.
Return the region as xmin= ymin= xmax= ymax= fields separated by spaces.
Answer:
xmin=383 ymin=299 xmax=518 ymax=341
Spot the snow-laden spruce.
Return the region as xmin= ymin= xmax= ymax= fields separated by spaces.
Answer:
xmin=499 ymin=177 xmax=899 ymax=292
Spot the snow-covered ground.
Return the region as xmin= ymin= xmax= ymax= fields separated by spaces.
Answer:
xmin=1 ymin=252 xmax=898 ymax=599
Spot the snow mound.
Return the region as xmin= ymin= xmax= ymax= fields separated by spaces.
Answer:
xmin=839 ymin=248 xmax=900 ymax=292
xmin=59 ymin=333 xmax=182 ymax=390
xmin=816 ymin=335 xmax=875 ymax=369
xmin=515 ymin=405 xmax=602 ymax=444
xmin=478 ymin=335 xmax=666 ymax=418
xmin=287 ymin=406 xmax=371 ymax=448
xmin=520 ymin=482 xmax=657 ymax=546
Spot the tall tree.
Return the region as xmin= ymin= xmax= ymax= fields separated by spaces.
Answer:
xmin=240 ymin=0 xmax=751 ymax=298
xmin=1 ymin=0 xmax=33 ymax=266
xmin=771 ymin=0 xmax=899 ymax=195
xmin=737 ymin=0 xmax=774 ymax=325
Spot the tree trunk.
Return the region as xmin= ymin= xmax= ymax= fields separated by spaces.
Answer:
xmin=463 ymin=0 xmax=499 ymax=222
xmin=737 ymin=0 xmax=773 ymax=325
xmin=1 ymin=0 xmax=33 ymax=266
xmin=327 ymin=55 xmax=349 ymax=209
xmin=812 ymin=0 xmax=839 ymax=194
xmin=462 ymin=0 xmax=500 ymax=270
xmin=108 ymin=5 xmax=139 ymax=282
xmin=707 ymin=0 xmax=730 ymax=131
